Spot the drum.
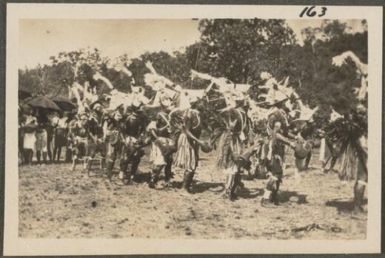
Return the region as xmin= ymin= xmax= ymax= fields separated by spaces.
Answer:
xmin=294 ymin=140 xmax=313 ymax=159
xmin=200 ymin=141 xmax=213 ymax=153
xmin=155 ymin=137 xmax=176 ymax=156
xmin=234 ymin=154 xmax=252 ymax=169
xmin=107 ymin=130 xmax=120 ymax=145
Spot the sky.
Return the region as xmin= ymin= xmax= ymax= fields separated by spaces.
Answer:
xmin=19 ymin=19 xmax=366 ymax=69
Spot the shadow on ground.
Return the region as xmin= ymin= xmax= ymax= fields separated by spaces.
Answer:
xmin=194 ymin=181 xmax=225 ymax=193
xmin=133 ymin=172 xmax=152 ymax=183
xmin=325 ymin=198 xmax=368 ymax=213
xmin=237 ymin=187 xmax=264 ymax=199
xmin=278 ymin=191 xmax=308 ymax=204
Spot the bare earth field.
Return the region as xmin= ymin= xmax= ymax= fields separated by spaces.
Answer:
xmin=19 ymin=148 xmax=367 ymax=239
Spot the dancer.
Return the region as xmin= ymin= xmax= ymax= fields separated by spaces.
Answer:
xmin=147 ymin=110 xmax=176 ymax=189
xmin=261 ymin=92 xmax=296 ymax=206
xmin=173 ymin=94 xmax=202 ymax=193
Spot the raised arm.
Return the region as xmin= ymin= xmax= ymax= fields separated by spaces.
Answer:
xmin=145 ymin=61 xmax=158 ymax=75
xmin=145 ymin=61 xmax=174 ymax=86
xmin=204 ymin=81 xmax=215 ymax=93
xmin=144 ymin=91 xmax=162 ymax=108
xmin=70 ymin=82 xmax=84 ymax=107
xmin=332 ymin=51 xmax=367 ymax=75
xmin=93 ymin=72 xmax=114 ymax=90
xmin=114 ymin=63 xmax=133 ymax=77
xmin=190 ymin=69 xmax=217 ymax=81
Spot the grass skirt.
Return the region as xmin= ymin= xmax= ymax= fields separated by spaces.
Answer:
xmin=336 ymin=138 xmax=367 ymax=181
xmin=150 ymin=140 xmax=167 ymax=167
xmin=174 ymin=133 xmax=197 ymax=171
xmin=216 ymin=130 xmax=241 ymax=169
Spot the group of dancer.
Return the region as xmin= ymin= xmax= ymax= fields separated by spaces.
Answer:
xmin=19 ymin=51 xmax=368 ymax=209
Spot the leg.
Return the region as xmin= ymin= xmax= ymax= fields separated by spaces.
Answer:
xmin=305 ymin=151 xmax=312 ymax=170
xmin=47 ymin=130 xmax=53 ymax=162
xmin=53 ymin=146 xmax=58 ymax=162
xmin=42 ymin=151 xmax=47 ymax=163
xmin=71 ymin=154 xmax=77 ymax=171
xmin=234 ymin=172 xmax=243 ymax=190
xmin=119 ymin=155 xmax=130 ymax=185
xmin=148 ymin=165 xmax=163 ymax=188
xmin=322 ymin=156 xmax=330 ymax=173
xmin=24 ymin=149 xmax=31 ymax=165
xmin=224 ymin=166 xmax=240 ymax=200
xmin=65 ymin=145 xmax=72 ymax=163
xmin=262 ymin=154 xmax=282 ymax=206
xmin=262 ymin=176 xmax=274 ymax=205
xmin=224 ymin=174 xmax=237 ymax=200
xmin=29 ymin=149 xmax=34 ymax=164
xmin=105 ymin=158 xmax=115 ymax=180
xmin=47 ymin=138 xmax=53 ymax=162
xmin=130 ymin=154 xmax=141 ymax=181
xmin=105 ymin=143 xmax=117 ymax=180
xmin=19 ymin=135 xmax=24 ymax=165
xmin=261 ymin=175 xmax=281 ymax=206
xmin=353 ymin=181 xmax=366 ymax=212
xmin=36 ymin=151 xmax=41 ymax=164
xmin=164 ymin=156 xmax=173 ymax=183
xmin=80 ymin=144 xmax=89 ymax=170
xmin=182 ymin=170 xmax=195 ymax=193
xmin=57 ymin=147 xmax=62 ymax=162
xmin=23 ymin=149 xmax=29 ymax=165
xmin=72 ymin=142 xmax=82 ymax=171
xmin=294 ymin=158 xmax=302 ymax=181
xmin=71 ymin=156 xmax=77 ymax=170
xmin=271 ymin=179 xmax=281 ymax=205
xmin=330 ymin=156 xmax=337 ymax=172
xmin=353 ymin=150 xmax=367 ymax=212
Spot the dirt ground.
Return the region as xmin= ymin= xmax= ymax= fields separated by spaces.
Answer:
xmin=19 ymin=148 xmax=367 ymax=239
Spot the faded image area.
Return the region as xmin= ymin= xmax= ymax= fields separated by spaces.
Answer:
xmin=18 ymin=18 xmax=368 ymax=239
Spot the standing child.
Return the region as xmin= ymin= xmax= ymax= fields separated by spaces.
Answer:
xmin=52 ymin=112 xmax=69 ymax=162
xmin=22 ymin=107 xmax=37 ymax=165
xmin=35 ymin=110 xmax=49 ymax=164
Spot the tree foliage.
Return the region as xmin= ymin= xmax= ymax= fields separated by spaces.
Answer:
xmin=193 ymin=19 xmax=296 ymax=84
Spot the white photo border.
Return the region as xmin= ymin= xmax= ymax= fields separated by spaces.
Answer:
xmin=4 ymin=3 xmax=383 ymax=255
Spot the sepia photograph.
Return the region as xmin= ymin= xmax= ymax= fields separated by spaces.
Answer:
xmin=3 ymin=3 xmax=383 ymax=255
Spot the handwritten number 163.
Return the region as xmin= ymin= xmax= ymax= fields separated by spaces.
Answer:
xmin=299 ymin=6 xmax=327 ymax=17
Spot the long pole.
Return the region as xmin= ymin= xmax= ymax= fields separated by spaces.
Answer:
xmin=190 ymin=45 xmax=201 ymax=89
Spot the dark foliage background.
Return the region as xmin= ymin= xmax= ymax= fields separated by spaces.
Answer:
xmin=19 ymin=19 xmax=367 ymax=127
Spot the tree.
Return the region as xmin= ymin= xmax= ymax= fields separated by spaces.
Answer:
xmin=282 ymin=20 xmax=368 ymax=128
xmin=19 ymin=67 xmax=43 ymax=96
xmin=196 ymin=19 xmax=297 ymax=84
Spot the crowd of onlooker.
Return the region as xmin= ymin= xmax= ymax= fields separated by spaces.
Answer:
xmin=18 ymin=105 xmax=73 ymax=165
